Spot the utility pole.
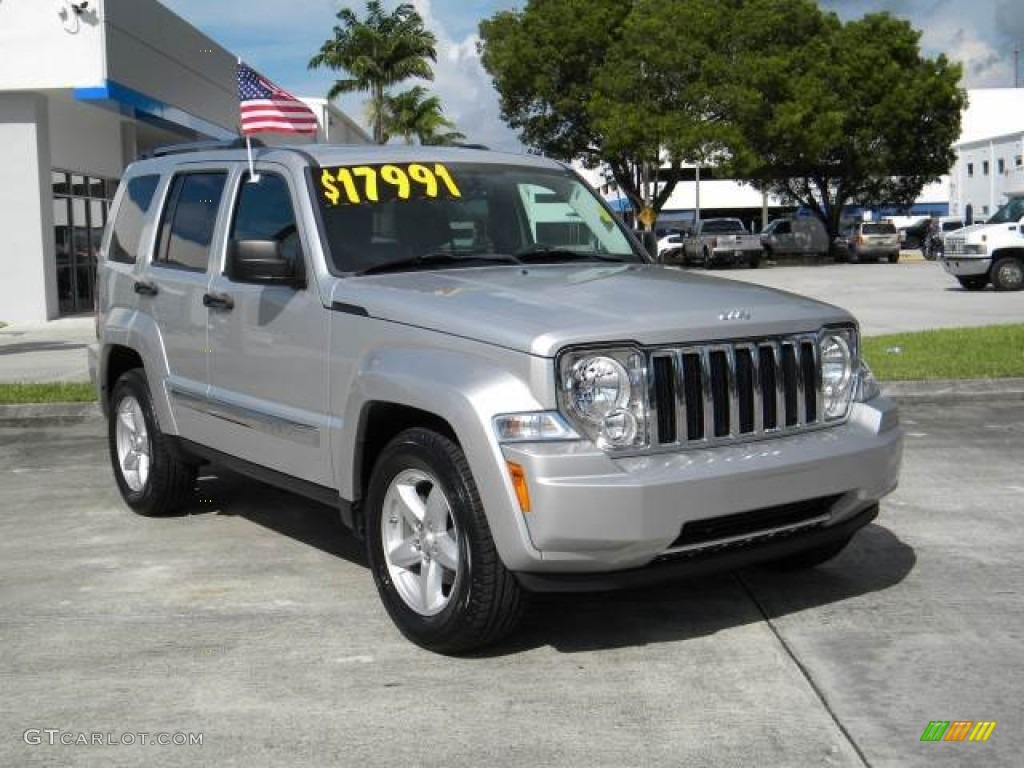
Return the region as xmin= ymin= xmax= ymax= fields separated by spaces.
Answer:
xmin=1015 ymin=44 xmax=1020 ymax=88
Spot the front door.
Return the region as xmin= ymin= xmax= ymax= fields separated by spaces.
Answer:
xmin=204 ymin=165 xmax=330 ymax=486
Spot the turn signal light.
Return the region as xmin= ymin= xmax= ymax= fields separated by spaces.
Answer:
xmin=506 ymin=461 xmax=531 ymax=513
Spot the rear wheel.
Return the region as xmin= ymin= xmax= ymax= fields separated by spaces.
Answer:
xmin=991 ymin=257 xmax=1024 ymax=291
xmin=365 ymin=428 xmax=525 ymax=654
xmin=887 ymin=251 xmax=899 ymax=264
xmin=108 ymin=369 xmax=196 ymax=516
xmin=748 ymin=253 xmax=761 ymax=269
xmin=702 ymin=247 xmax=713 ymax=269
xmin=957 ymin=275 xmax=988 ymax=291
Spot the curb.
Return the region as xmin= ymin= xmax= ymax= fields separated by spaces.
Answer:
xmin=3 ymin=378 xmax=1024 ymax=427
xmin=881 ymin=377 xmax=1024 ymax=403
xmin=0 ymin=401 xmax=100 ymax=427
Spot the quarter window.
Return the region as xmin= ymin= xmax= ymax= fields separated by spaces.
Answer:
xmin=154 ymin=172 xmax=227 ymax=272
xmin=109 ymin=175 xmax=160 ymax=264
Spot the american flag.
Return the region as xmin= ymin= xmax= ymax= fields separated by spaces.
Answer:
xmin=237 ymin=62 xmax=318 ymax=136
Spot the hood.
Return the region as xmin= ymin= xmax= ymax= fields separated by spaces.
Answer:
xmin=329 ymin=264 xmax=854 ymax=357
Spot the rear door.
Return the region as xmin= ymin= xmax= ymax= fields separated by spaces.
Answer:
xmin=146 ymin=167 xmax=229 ymax=438
xmin=204 ymin=164 xmax=331 ymax=486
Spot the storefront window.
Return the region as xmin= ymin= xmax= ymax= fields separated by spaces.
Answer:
xmin=52 ymin=168 xmax=116 ymax=315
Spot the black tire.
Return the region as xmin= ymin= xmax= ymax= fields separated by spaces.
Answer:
xmin=748 ymin=253 xmax=761 ymax=269
xmin=702 ymin=247 xmax=713 ymax=269
xmin=957 ymin=275 xmax=988 ymax=291
xmin=365 ymin=428 xmax=525 ymax=654
xmin=887 ymin=251 xmax=899 ymax=264
xmin=765 ymin=535 xmax=852 ymax=572
xmin=108 ymin=369 xmax=196 ymax=516
xmin=991 ymin=256 xmax=1024 ymax=291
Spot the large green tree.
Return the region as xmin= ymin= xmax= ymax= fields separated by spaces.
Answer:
xmin=727 ymin=10 xmax=966 ymax=236
xmin=380 ymin=86 xmax=466 ymax=146
xmin=309 ymin=1 xmax=438 ymax=144
xmin=479 ymin=1 xmax=965 ymax=232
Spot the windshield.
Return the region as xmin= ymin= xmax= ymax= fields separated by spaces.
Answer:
xmin=312 ymin=161 xmax=642 ymax=273
xmin=862 ymin=223 xmax=896 ymax=234
xmin=701 ymin=219 xmax=745 ymax=233
xmin=987 ymin=196 xmax=1024 ymax=225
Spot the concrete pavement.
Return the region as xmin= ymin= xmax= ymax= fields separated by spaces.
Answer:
xmin=1 ymin=400 xmax=1021 ymax=767
xmin=0 ymin=315 xmax=94 ymax=383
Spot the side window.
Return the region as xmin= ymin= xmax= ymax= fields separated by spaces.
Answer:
xmin=154 ymin=172 xmax=227 ymax=272
xmin=109 ymin=175 xmax=160 ymax=264
xmin=229 ymin=173 xmax=301 ymax=271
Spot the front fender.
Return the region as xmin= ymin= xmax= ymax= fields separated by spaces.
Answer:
xmin=336 ymin=346 xmax=547 ymax=571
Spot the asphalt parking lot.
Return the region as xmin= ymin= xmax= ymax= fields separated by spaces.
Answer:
xmin=2 ymin=397 xmax=1022 ymax=767
xmin=701 ymin=256 xmax=1024 ymax=335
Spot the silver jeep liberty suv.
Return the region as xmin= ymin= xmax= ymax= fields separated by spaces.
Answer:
xmin=90 ymin=140 xmax=903 ymax=653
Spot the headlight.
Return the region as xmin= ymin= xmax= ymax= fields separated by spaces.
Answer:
xmin=820 ymin=329 xmax=856 ymax=420
xmin=558 ymin=348 xmax=647 ymax=450
xmin=964 ymin=243 xmax=987 ymax=254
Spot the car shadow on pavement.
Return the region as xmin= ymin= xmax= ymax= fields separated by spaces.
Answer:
xmin=189 ymin=470 xmax=368 ymax=567
xmin=478 ymin=522 xmax=915 ymax=656
xmin=183 ymin=470 xmax=913 ymax=656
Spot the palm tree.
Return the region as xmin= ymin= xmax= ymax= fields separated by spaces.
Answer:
xmin=309 ymin=1 xmax=437 ymax=144
xmin=381 ymin=86 xmax=466 ymax=146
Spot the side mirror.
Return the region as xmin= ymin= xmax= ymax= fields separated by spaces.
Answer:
xmin=227 ymin=239 xmax=303 ymax=286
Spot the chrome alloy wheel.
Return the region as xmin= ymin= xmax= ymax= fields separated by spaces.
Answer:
xmin=115 ymin=395 xmax=151 ymax=492
xmin=995 ymin=259 xmax=1023 ymax=289
xmin=381 ymin=469 xmax=462 ymax=616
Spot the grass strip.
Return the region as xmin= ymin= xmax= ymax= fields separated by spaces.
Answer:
xmin=0 ymin=382 xmax=96 ymax=404
xmin=863 ymin=324 xmax=1024 ymax=381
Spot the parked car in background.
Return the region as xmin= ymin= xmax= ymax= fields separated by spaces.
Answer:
xmin=942 ymin=192 xmax=1024 ymax=291
xmin=922 ymin=216 xmax=965 ymax=260
xmin=656 ymin=231 xmax=685 ymax=259
xmin=672 ymin=218 xmax=763 ymax=268
xmin=899 ymin=217 xmax=931 ymax=251
xmin=761 ymin=217 xmax=829 ymax=259
xmin=840 ymin=221 xmax=900 ymax=263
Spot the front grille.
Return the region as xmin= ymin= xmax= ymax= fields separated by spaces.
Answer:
xmin=649 ymin=335 xmax=821 ymax=448
xmin=945 ymin=236 xmax=966 ymax=256
xmin=666 ymin=494 xmax=841 ymax=551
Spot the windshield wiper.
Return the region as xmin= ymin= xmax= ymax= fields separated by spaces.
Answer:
xmin=513 ymin=245 xmax=630 ymax=263
xmin=355 ymin=251 xmax=522 ymax=276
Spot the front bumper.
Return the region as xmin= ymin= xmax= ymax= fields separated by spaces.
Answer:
xmin=941 ymin=255 xmax=991 ymax=276
xmin=500 ymin=396 xmax=902 ymax=573
xmin=710 ymin=247 xmax=760 ymax=265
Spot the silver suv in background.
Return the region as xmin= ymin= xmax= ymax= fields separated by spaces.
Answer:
xmin=90 ymin=140 xmax=903 ymax=653
xmin=838 ymin=221 xmax=900 ymax=263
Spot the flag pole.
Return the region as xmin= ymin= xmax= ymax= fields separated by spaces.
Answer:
xmin=239 ymin=58 xmax=259 ymax=183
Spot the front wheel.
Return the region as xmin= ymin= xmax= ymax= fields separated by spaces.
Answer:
xmin=991 ymin=257 xmax=1024 ymax=291
xmin=365 ymin=428 xmax=525 ymax=654
xmin=702 ymin=247 xmax=713 ymax=269
xmin=887 ymin=251 xmax=899 ymax=264
xmin=108 ymin=369 xmax=196 ymax=516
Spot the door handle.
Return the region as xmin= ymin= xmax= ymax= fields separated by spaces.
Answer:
xmin=202 ymin=292 xmax=234 ymax=310
xmin=133 ymin=280 xmax=159 ymax=296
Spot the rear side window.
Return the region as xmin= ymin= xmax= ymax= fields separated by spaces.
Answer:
xmin=154 ymin=172 xmax=227 ymax=272
xmin=109 ymin=175 xmax=160 ymax=264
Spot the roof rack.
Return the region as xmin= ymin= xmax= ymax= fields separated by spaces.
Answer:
xmin=142 ymin=137 xmax=264 ymax=159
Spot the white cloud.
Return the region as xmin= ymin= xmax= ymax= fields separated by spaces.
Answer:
xmin=408 ymin=0 xmax=524 ymax=151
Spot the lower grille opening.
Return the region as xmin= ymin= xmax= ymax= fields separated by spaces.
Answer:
xmin=667 ymin=494 xmax=843 ymax=550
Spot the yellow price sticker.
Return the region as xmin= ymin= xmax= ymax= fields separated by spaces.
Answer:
xmin=319 ymin=163 xmax=462 ymax=206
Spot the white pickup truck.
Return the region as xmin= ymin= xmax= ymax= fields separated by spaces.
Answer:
xmin=676 ymin=218 xmax=763 ymax=269
xmin=941 ymin=191 xmax=1024 ymax=291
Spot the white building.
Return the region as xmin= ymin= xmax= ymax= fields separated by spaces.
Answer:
xmin=0 ymin=0 xmax=369 ymax=323
xmin=949 ymin=89 xmax=1024 ymax=221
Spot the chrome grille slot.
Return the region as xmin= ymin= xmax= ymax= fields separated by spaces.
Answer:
xmin=652 ymin=334 xmax=822 ymax=449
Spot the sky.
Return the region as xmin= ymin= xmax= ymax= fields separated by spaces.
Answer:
xmin=159 ymin=0 xmax=1024 ymax=152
